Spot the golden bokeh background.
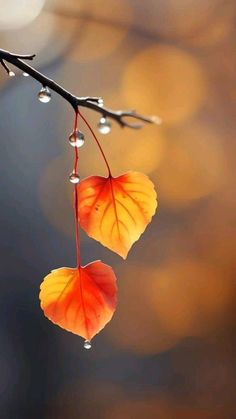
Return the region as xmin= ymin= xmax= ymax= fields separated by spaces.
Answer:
xmin=0 ymin=0 xmax=235 ymax=417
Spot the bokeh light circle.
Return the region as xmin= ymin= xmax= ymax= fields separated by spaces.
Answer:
xmin=155 ymin=122 xmax=225 ymax=208
xmin=0 ymin=0 xmax=45 ymax=30
xmin=122 ymin=45 xmax=207 ymax=124
xmin=0 ymin=12 xmax=78 ymax=68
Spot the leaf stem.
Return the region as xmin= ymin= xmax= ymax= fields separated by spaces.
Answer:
xmin=73 ymin=110 xmax=81 ymax=268
xmin=77 ymin=108 xmax=112 ymax=177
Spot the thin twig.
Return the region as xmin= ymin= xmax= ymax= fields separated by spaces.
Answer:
xmin=0 ymin=59 xmax=11 ymax=75
xmin=0 ymin=48 xmax=161 ymax=127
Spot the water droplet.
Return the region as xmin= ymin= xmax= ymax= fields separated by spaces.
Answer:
xmin=98 ymin=98 xmax=104 ymax=107
xmin=84 ymin=340 xmax=92 ymax=350
xmin=23 ymin=72 xmax=29 ymax=77
xmin=69 ymin=172 xmax=80 ymax=184
xmin=38 ymin=86 xmax=51 ymax=103
xmin=69 ymin=130 xmax=85 ymax=148
xmin=9 ymin=71 xmax=15 ymax=77
xmin=98 ymin=117 xmax=111 ymax=134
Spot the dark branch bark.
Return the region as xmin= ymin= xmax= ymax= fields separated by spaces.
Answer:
xmin=0 ymin=48 xmax=161 ymax=128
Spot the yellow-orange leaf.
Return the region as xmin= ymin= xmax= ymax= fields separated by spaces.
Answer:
xmin=39 ymin=261 xmax=117 ymax=341
xmin=77 ymin=171 xmax=157 ymax=258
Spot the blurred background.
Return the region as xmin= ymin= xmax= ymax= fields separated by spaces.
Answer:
xmin=0 ymin=0 xmax=235 ymax=417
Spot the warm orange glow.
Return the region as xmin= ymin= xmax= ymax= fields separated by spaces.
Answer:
xmin=149 ymin=260 xmax=234 ymax=338
xmin=75 ymin=125 xmax=166 ymax=178
xmin=156 ymin=122 xmax=225 ymax=207
xmin=39 ymin=261 xmax=117 ymax=340
xmin=122 ymin=45 xmax=207 ymax=123
xmin=77 ymin=172 xmax=157 ymax=258
xmin=69 ymin=19 xmax=128 ymax=63
xmin=79 ymin=0 xmax=133 ymax=27
xmin=44 ymin=0 xmax=133 ymax=65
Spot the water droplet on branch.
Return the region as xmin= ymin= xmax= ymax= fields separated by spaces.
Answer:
xmin=69 ymin=131 xmax=85 ymax=148
xmin=84 ymin=340 xmax=92 ymax=349
xmin=69 ymin=173 xmax=80 ymax=184
xmin=23 ymin=72 xmax=29 ymax=77
xmin=98 ymin=117 xmax=111 ymax=134
xmin=9 ymin=71 xmax=15 ymax=77
xmin=38 ymin=86 xmax=51 ymax=103
xmin=98 ymin=98 xmax=104 ymax=107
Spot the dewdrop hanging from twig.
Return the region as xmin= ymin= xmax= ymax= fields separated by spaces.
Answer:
xmin=40 ymin=109 xmax=119 ymax=349
xmin=98 ymin=117 xmax=111 ymax=134
xmin=0 ymin=48 xmax=162 ymax=128
xmin=69 ymin=130 xmax=85 ymax=148
xmin=0 ymin=48 xmax=160 ymax=348
xmin=38 ymin=86 xmax=51 ymax=103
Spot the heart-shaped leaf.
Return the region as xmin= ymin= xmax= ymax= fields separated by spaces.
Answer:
xmin=77 ymin=171 xmax=157 ymax=258
xmin=39 ymin=261 xmax=117 ymax=341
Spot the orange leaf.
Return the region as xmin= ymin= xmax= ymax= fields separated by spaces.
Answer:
xmin=39 ymin=261 xmax=117 ymax=341
xmin=77 ymin=171 xmax=157 ymax=258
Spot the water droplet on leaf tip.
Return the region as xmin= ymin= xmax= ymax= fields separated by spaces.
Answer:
xmin=98 ymin=117 xmax=111 ymax=134
xmin=38 ymin=86 xmax=51 ymax=103
xmin=69 ymin=172 xmax=80 ymax=184
xmin=69 ymin=130 xmax=85 ymax=148
xmin=9 ymin=71 xmax=15 ymax=77
xmin=84 ymin=340 xmax=92 ymax=350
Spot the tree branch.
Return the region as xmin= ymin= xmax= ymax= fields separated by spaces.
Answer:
xmin=0 ymin=48 xmax=161 ymax=128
